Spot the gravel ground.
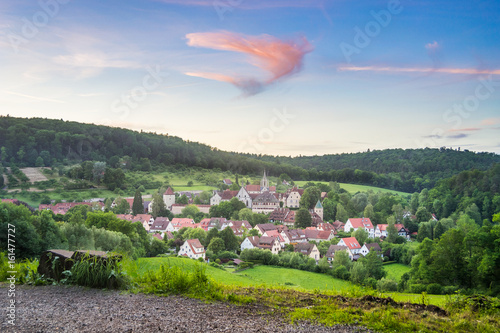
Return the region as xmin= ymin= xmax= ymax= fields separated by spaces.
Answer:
xmin=0 ymin=285 xmax=374 ymax=333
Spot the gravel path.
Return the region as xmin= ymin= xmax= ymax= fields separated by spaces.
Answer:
xmin=0 ymin=285 xmax=373 ymax=333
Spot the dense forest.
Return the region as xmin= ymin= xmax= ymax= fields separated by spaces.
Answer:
xmin=247 ymin=148 xmax=500 ymax=192
xmin=0 ymin=116 xmax=306 ymax=180
xmin=1 ymin=116 xmax=499 ymax=193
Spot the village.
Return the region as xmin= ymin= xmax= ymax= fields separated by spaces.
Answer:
xmin=30 ymin=171 xmax=415 ymax=264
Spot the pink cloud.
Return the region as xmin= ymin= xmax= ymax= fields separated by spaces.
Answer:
xmin=480 ymin=117 xmax=500 ymax=126
xmin=337 ymin=65 xmax=500 ymax=75
xmin=186 ymin=31 xmax=313 ymax=96
xmin=448 ymin=128 xmax=480 ymax=132
xmin=425 ymin=41 xmax=440 ymax=51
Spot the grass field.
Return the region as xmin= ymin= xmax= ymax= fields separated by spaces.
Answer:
xmin=383 ymin=263 xmax=411 ymax=281
xmin=129 ymin=257 xmax=448 ymax=306
xmin=294 ymin=181 xmax=410 ymax=196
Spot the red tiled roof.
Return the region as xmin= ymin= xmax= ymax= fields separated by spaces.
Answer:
xmin=348 ymin=218 xmax=374 ymax=229
xmin=164 ymin=187 xmax=174 ymax=195
xmin=340 ymin=237 xmax=361 ymax=250
xmin=246 ymin=185 xmax=261 ymax=192
xmin=220 ymin=190 xmax=238 ymax=200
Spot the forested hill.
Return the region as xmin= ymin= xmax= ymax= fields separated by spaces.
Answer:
xmin=1 ymin=116 xmax=499 ymax=193
xmin=245 ymin=149 xmax=500 ymax=192
xmin=0 ymin=116 xmax=306 ymax=178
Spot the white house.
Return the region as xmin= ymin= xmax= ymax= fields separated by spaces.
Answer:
xmin=294 ymin=243 xmax=320 ymax=261
xmin=359 ymin=243 xmax=383 ymax=257
xmin=286 ymin=189 xmax=302 ymax=208
xmin=344 ymin=218 xmax=374 ymax=238
xmin=210 ymin=191 xmax=222 ymax=206
xmin=337 ymin=237 xmax=362 ymax=260
xmin=240 ymin=236 xmax=260 ymax=252
xmin=374 ymin=224 xmax=410 ymax=240
xmin=178 ymin=239 xmax=206 ymax=260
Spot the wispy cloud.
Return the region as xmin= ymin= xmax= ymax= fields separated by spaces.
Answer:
xmin=185 ymin=31 xmax=313 ymax=96
xmin=155 ymin=0 xmax=325 ymax=9
xmin=425 ymin=41 xmax=440 ymax=52
xmin=337 ymin=65 xmax=500 ymax=75
xmin=448 ymin=127 xmax=480 ymax=132
xmin=480 ymin=117 xmax=500 ymax=126
xmin=448 ymin=133 xmax=469 ymax=139
xmin=1 ymin=90 xmax=65 ymax=103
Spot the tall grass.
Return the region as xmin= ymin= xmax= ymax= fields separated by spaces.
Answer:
xmin=139 ymin=260 xmax=224 ymax=301
xmin=63 ymin=253 xmax=130 ymax=289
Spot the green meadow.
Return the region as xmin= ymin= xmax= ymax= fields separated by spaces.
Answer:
xmin=127 ymin=257 xmax=448 ymax=306
xmin=294 ymin=181 xmax=410 ymax=196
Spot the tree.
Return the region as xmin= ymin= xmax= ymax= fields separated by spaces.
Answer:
xmin=132 ymin=189 xmax=143 ymax=215
xmin=335 ymin=203 xmax=348 ymax=222
xmin=151 ymin=193 xmax=169 ymax=218
xmin=416 ymin=206 xmax=431 ymax=223
xmin=364 ymin=203 xmax=374 ymax=220
xmin=295 ymin=208 xmax=312 ymax=228
xmin=350 ymin=261 xmax=368 ymax=285
xmin=417 ymin=222 xmax=432 ymax=242
xmin=184 ymin=228 xmax=207 ymax=246
xmin=220 ymin=227 xmax=239 ymax=252
xmin=177 ymin=194 xmax=189 ymax=205
xmin=386 ymin=215 xmax=398 ymax=243
xmin=207 ymin=237 xmax=225 ymax=254
xmin=238 ymin=208 xmax=253 ymax=222
xmin=352 ymin=228 xmax=369 ymax=245
xmin=181 ymin=204 xmax=200 ymax=218
xmin=361 ymin=249 xmax=386 ymax=280
xmin=113 ymin=198 xmax=131 ymax=214
xmin=433 ymin=221 xmax=447 ymax=240
xmin=35 ymin=156 xmax=44 ymax=167
xmin=332 ymin=250 xmax=352 ymax=270
xmin=206 ymin=227 xmax=219 ymax=246
xmin=92 ymin=161 xmax=106 ymax=184
xmin=299 ymin=186 xmax=321 ymax=209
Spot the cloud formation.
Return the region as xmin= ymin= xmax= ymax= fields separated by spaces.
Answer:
xmin=185 ymin=31 xmax=313 ymax=96
xmin=338 ymin=65 xmax=500 ymax=75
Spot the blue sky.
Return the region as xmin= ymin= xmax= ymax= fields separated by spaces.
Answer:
xmin=1 ymin=0 xmax=499 ymax=156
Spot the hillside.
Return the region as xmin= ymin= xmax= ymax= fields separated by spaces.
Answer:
xmin=247 ymin=149 xmax=500 ymax=192
xmin=1 ymin=116 xmax=499 ymax=193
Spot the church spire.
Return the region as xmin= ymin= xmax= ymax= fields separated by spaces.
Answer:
xmin=260 ymin=169 xmax=269 ymax=191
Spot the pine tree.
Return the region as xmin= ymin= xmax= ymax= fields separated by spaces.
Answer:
xmin=132 ymin=190 xmax=143 ymax=215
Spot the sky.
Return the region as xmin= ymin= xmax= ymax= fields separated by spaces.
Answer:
xmin=1 ymin=0 xmax=499 ymax=156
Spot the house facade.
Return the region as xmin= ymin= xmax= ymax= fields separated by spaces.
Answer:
xmin=178 ymin=239 xmax=206 ymax=259
xmin=344 ymin=218 xmax=374 ymax=237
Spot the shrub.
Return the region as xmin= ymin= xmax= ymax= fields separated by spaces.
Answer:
xmin=333 ymin=265 xmax=350 ymax=280
xmin=364 ymin=277 xmax=377 ymax=289
xmin=409 ymin=284 xmax=427 ymax=294
xmin=377 ymin=278 xmax=398 ymax=292
xmin=141 ymin=261 xmax=222 ymax=300
xmin=442 ymin=285 xmax=459 ymax=295
xmin=426 ymin=283 xmax=443 ymax=295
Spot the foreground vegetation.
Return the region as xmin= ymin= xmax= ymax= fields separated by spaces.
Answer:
xmin=2 ymin=255 xmax=498 ymax=332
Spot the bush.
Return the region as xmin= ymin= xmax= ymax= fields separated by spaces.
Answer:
xmin=364 ymin=277 xmax=377 ymax=289
xmin=333 ymin=265 xmax=350 ymax=280
xmin=442 ymin=285 xmax=459 ymax=295
xmin=377 ymin=278 xmax=398 ymax=292
xmin=409 ymin=284 xmax=427 ymax=294
xmin=237 ymin=262 xmax=254 ymax=270
xmin=426 ymin=283 xmax=443 ymax=295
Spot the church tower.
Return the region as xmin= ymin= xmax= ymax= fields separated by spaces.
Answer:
xmin=260 ymin=170 xmax=269 ymax=192
xmin=314 ymin=200 xmax=324 ymax=220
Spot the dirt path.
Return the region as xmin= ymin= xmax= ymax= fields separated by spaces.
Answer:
xmin=0 ymin=285 xmax=373 ymax=333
